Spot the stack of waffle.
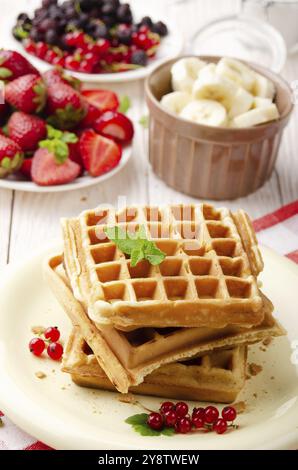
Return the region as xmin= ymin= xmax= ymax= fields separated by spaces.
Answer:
xmin=44 ymin=204 xmax=285 ymax=403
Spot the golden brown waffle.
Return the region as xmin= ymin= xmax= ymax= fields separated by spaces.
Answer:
xmin=63 ymin=327 xmax=247 ymax=403
xmin=45 ymin=255 xmax=284 ymax=393
xmin=62 ymin=203 xmax=265 ymax=329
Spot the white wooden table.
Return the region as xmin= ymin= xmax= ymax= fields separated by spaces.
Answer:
xmin=1 ymin=0 xmax=298 ymax=270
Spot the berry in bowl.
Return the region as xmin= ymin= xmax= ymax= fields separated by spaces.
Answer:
xmin=0 ymin=50 xmax=134 ymax=191
xmin=145 ymin=55 xmax=293 ymax=200
xmin=12 ymin=0 xmax=168 ymax=77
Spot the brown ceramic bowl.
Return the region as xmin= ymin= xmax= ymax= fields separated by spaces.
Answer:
xmin=145 ymin=56 xmax=293 ymax=200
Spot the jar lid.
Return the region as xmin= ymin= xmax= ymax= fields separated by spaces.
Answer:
xmin=189 ymin=15 xmax=287 ymax=73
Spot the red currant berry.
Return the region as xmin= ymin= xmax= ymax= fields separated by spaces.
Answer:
xmin=29 ymin=338 xmax=45 ymax=356
xmin=175 ymin=417 xmax=192 ymax=434
xmin=79 ymin=60 xmax=94 ymax=73
xmin=95 ymin=39 xmax=110 ymax=55
xmin=164 ymin=410 xmax=177 ymax=427
xmin=35 ymin=42 xmax=48 ymax=59
xmin=52 ymin=56 xmax=65 ymax=67
xmin=192 ymin=407 xmax=205 ymax=419
xmin=147 ymin=412 xmax=163 ymax=431
xmin=159 ymin=401 xmax=174 ymax=415
xmin=213 ymin=418 xmax=228 ymax=434
xmin=44 ymin=326 xmax=60 ymax=343
xmin=24 ymin=39 xmax=36 ymax=54
xmin=175 ymin=401 xmax=189 ymax=418
xmin=221 ymin=406 xmax=237 ymax=422
xmin=47 ymin=342 xmax=63 ymax=361
xmin=192 ymin=415 xmax=205 ymax=429
xmin=204 ymin=406 xmax=219 ymax=424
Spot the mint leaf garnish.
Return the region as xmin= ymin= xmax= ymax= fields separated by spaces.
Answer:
xmin=39 ymin=126 xmax=78 ymax=164
xmin=139 ymin=115 xmax=149 ymax=128
xmin=118 ymin=95 xmax=131 ymax=114
xmin=104 ymin=225 xmax=166 ymax=267
xmin=125 ymin=413 xmax=175 ymax=437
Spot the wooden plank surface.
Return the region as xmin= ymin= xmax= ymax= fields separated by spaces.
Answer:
xmin=1 ymin=0 xmax=298 ymax=267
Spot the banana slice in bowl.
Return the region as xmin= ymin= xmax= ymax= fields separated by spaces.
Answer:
xmin=180 ymin=99 xmax=227 ymax=127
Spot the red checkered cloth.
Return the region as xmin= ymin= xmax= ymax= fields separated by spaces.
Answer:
xmin=1 ymin=200 xmax=298 ymax=450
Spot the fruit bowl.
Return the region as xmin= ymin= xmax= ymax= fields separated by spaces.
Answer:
xmin=8 ymin=0 xmax=183 ymax=83
xmin=0 ymin=52 xmax=135 ymax=192
xmin=145 ymin=55 xmax=293 ymax=200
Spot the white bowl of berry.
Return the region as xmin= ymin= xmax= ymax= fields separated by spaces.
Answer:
xmin=0 ymin=49 xmax=134 ymax=192
xmin=9 ymin=0 xmax=183 ymax=83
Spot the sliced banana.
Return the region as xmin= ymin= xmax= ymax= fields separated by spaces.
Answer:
xmin=160 ymin=91 xmax=192 ymax=114
xmin=171 ymin=57 xmax=206 ymax=93
xmin=252 ymin=72 xmax=275 ymax=99
xmin=192 ymin=74 xmax=238 ymax=111
xmin=252 ymin=97 xmax=272 ymax=109
xmin=229 ymin=87 xmax=254 ymax=118
xmin=197 ymin=63 xmax=217 ymax=81
xmin=232 ymin=103 xmax=279 ymax=128
xmin=216 ymin=58 xmax=255 ymax=92
xmin=180 ymin=99 xmax=227 ymax=127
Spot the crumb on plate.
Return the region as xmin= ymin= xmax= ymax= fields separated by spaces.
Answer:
xmin=117 ymin=393 xmax=137 ymax=404
xmin=35 ymin=371 xmax=46 ymax=379
xmin=249 ymin=363 xmax=263 ymax=376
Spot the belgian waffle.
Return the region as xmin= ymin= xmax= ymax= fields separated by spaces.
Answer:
xmin=62 ymin=203 xmax=265 ymax=329
xmin=45 ymin=255 xmax=284 ymax=393
xmin=63 ymin=327 xmax=247 ymax=403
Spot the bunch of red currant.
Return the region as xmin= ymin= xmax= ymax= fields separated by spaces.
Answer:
xmin=29 ymin=326 xmax=63 ymax=361
xmin=147 ymin=401 xmax=237 ymax=435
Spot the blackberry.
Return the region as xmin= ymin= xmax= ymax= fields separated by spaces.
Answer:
xmin=116 ymin=4 xmax=133 ymax=24
xmin=140 ymin=16 xmax=153 ymax=28
xmin=102 ymin=15 xmax=116 ymax=27
xmin=117 ymin=28 xmax=132 ymax=45
xmin=17 ymin=13 xmax=30 ymax=22
xmin=42 ymin=0 xmax=57 ymax=7
xmin=102 ymin=3 xmax=115 ymax=15
xmin=93 ymin=23 xmax=110 ymax=39
xmin=45 ymin=29 xmax=58 ymax=45
xmin=152 ymin=21 xmax=168 ymax=37
xmin=39 ymin=18 xmax=57 ymax=32
xmin=30 ymin=27 xmax=44 ymax=42
xmin=131 ymin=50 xmax=147 ymax=66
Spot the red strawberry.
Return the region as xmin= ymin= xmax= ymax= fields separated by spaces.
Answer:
xmin=79 ymin=129 xmax=121 ymax=177
xmin=81 ymin=89 xmax=119 ymax=113
xmin=5 ymin=74 xmax=47 ymax=114
xmin=31 ymin=148 xmax=81 ymax=186
xmin=8 ymin=112 xmax=46 ymax=151
xmin=68 ymin=140 xmax=84 ymax=176
xmin=94 ymin=111 xmax=134 ymax=143
xmin=79 ymin=102 xmax=102 ymax=128
xmin=0 ymin=50 xmax=39 ymax=81
xmin=43 ymin=68 xmax=82 ymax=91
xmin=0 ymin=134 xmax=24 ymax=178
xmin=20 ymin=158 xmax=33 ymax=179
xmin=47 ymin=83 xmax=87 ymax=130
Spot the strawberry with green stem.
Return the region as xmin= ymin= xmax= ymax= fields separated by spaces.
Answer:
xmin=8 ymin=112 xmax=46 ymax=151
xmin=46 ymin=82 xmax=87 ymax=130
xmin=0 ymin=134 xmax=24 ymax=178
xmin=0 ymin=50 xmax=39 ymax=81
xmin=5 ymin=74 xmax=47 ymax=114
xmin=31 ymin=125 xmax=81 ymax=186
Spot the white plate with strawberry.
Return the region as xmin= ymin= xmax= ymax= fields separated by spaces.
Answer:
xmin=0 ymin=51 xmax=134 ymax=192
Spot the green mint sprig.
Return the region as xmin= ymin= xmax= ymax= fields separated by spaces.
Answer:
xmin=118 ymin=95 xmax=131 ymax=114
xmin=39 ymin=125 xmax=78 ymax=164
xmin=125 ymin=414 xmax=174 ymax=437
xmin=104 ymin=225 xmax=166 ymax=267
